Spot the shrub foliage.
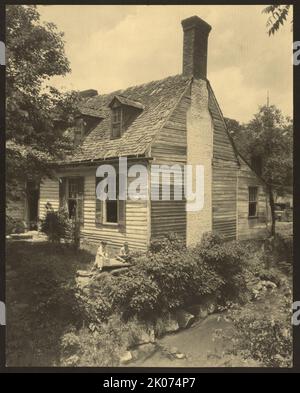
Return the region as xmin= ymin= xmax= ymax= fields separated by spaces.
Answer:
xmin=229 ymin=295 xmax=292 ymax=367
xmin=79 ymin=232 xmax=248 ymax=322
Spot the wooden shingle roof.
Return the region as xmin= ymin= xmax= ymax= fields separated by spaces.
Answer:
xmin=77 ymin=107 xmax=104 ymax=118
xmin=63 ymin=74 xmax=191 ymax=164
xmin=108 ymin=95 xmax=145 ymax=110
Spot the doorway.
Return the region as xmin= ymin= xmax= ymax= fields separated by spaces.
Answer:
xmin=26 ymin=181 xmax=40 ymax=230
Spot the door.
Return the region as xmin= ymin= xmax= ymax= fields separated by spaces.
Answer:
xmin=26 ymin=181 xmax=40 ymax=230
xmin=59 ymin=177 xmax=84 ymax=246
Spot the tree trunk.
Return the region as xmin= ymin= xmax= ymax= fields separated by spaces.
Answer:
xmin=268 ymin=185 xmax=276 ymax=236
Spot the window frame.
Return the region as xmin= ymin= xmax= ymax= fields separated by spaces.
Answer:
xmin=248 ymin=186 xmax=258 ymax=218
xmin=111 ymin=105 xmax=123 ymax=139
xmin=59 ymin=176 xmax=84 ymax=224
xmin=103 ymin=199 xmax=119 ymax=225
xmin=95 ymin=173 xmax=125 ymax=229
xmin=103 ymin=173 xmax=119 ymax=224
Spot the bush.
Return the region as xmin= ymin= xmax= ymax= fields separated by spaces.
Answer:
xmin=149 ymin=232 xmax=186 ymax=254
xmin=40 ymin=204 xmax=72 ymax=243
xmin=91 ymin=266 xmax=161 ymax=320
xmin=195 ymin=232 xmax=249 ymax=302
xmin=60 ymin=315 xmax=134 ymax=367
xmin=60 ymin=315 xmax=154 ymax=366
xmin=142 ymin=247 xmax=223 ymax=311
xmin=80 ymin=232 xmax=251 ymax=322
xmin=100 ymin=235 xmax=222 ymax=319
xmin=76 ymin=287 xmax=113 ymax=325
xmin=60 ymin=330 xmax=81 ymax=358
xmin=80 ymin=233 xmax=223 ymax=321
xmin=229 ymin=295 xmax=292 ymax=367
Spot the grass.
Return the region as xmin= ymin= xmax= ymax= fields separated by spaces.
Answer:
xmin=6 ymin=241 xmax=93 ymax=366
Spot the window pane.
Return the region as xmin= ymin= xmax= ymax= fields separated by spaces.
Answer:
xmin=249 ymin=202 xmax=257 ymax=217
xmin=112 ymin=107 xmax=122 ymax=138
xmin=95 ymin=177 xmax=103 ymax=225
xmin=106 ymin=200 xmax=118 ymax=223
xmin=249 ymin=186 xmax=258 ymax=202
xmin=69 ymin=179 xmax=78 ymax=198
xmin=112 ymin=123 xmax=121 ymax=138
xmin=68 ymin=199 xmax=77 ymax=219
xmin=113 ymin=108 xmax=121 ymax=123
xmin=67 ymin=178 xmax=84 ymax=223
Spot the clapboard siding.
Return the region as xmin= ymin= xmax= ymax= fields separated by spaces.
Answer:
xmin=149 ymin=90 xmax=189 ymax=241
xmin=151 ymin=91 xmax=190 ymax=162
xmin=237 ymin=158 xmax=269 ymax=240
xmin=38 ymin=164 xmax=150 ymax=252
xmin=212 ymin=161 xmax=237 ymax=239
xmin=208 ymin=84 xmax=238 ymax=164
xmin=209 ymin=83 xmax=239 ymax=239
xmin=39 ymin=177 xmax=60 ymax=218
xmin=150 ymin=162 xmax=186 ymax=240
xmin=151 ymin=200 xmax=186 ymax=239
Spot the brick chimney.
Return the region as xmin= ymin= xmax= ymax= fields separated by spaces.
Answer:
xmin=181 ymin=16 xmax=212 ymax=80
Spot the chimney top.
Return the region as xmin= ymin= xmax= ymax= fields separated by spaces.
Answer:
xmin=181 ymin=15 xmax=212 ymax=34
xmin=181 ymin=16 xmax=212 ymax=80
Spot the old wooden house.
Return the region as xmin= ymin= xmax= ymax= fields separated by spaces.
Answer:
xmin=11 ymin=16 xmax=270 ymax=252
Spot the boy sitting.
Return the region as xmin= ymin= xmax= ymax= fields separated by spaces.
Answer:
xmin=116 ymin=241 xmax=130 ymax=263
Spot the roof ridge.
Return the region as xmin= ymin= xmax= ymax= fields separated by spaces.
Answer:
xmin=84 ymin=74 xmax=191 ymax=102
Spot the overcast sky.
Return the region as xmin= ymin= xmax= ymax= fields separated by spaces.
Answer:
xmin=38 ymin=5 xmax=293 ymax=123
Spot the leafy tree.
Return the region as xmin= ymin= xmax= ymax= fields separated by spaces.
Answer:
xmin=6 ymin=5 xmax=80 ymax=200
xmin=227 ymin=106 xmax=292 ymax=236
xmin=262 ymin=5 xmax=292 ymax=35
xmin=225 ymin=118 xmax=245 ymax=140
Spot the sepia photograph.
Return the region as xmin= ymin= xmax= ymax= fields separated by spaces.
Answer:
xmin=4 ymin=3 xmax=295 ymax=369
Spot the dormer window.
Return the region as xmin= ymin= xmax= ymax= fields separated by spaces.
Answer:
xmin=111 ymin=106 xmax=122 ymax=138
xmin=73 ymin=108 xmax=103 ymax=145
xmin=109 ymin=95 xmax=144 ymax=139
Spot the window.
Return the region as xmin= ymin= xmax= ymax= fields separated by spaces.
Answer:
xmin=109 ymin=95 xmax=144 ymax=139
xmin=104 ymin=199 xmax=118 ymax=224
xmin=248 ymin=186 xmax=258 ymax=218
xmin=74 ymin=118 xmax=86 ymax=145
xmin=59 ymin=177 xmax=84 ymax=223
xmin=68 ymin=178 xmax=79 ymax=219
xmin=111 ymin=107 xmax=122 ymax=138
xmin=95 ymin=174 xmax=126 ymax=230
xmin=103 ymin=174 xmax=119 ymax=224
